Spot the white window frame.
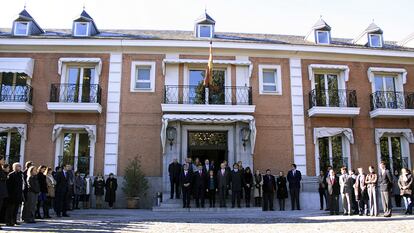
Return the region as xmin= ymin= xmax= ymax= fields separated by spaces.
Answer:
xmin=315 ymin=135 xmax=351 ymax=175
xmin=197 ymin=24 xmax=213 ymax=38
xmin=0 ymin=123 xmax=26 ymax=165
xmin=54 ymin=126 xmax=95 ymax=177
xmin=13 ymin=21 xmax=30 ymax=36
xmin=315 ymin=30 xmax=330 ymax=44
xmin=258 ymin=64 xmax=282 ymax=95
xmin=74 ymin=22 xmax=89 ymax=37
xmin=130 ymin=61 xmax=156 ymax=92
xmin=369 ymin=34 xmax=383 ymax=48
xmin=367 ymin=67 xmax=406 ymax=94
xmin=376 ymin=135 xmax=410 ymax=171
xmin=60 ymin=63 xmax=100 ymax=102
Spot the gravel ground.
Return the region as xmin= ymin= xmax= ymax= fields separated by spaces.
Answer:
xmin=3 ymin=209 xmax=414 ymax=233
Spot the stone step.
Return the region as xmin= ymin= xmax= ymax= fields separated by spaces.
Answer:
xmin=153 ymin=207 xmax=262 ymax=212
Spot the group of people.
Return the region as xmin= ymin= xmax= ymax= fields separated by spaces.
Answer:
xmin=168 ymin=158 xmax=303 ymax=211
xmin=318 ymin=161 xmax=413 ymax=217
xmin=0 ymin=157 xmax=119 ymax=229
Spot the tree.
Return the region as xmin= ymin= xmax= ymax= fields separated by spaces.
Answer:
xmin=122 ymin=156 xmax=149 ymax=199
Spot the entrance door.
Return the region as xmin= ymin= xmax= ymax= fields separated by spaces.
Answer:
xmin=187 ymin=131 xmax=228 ymax=165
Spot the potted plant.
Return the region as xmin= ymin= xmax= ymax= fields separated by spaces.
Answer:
xmin=122 ymin=156 xmax=149 ymax=208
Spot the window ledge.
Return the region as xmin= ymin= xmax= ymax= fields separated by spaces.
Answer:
xmin=370 ymin=108 xmax=414 ymax=118
xmin=47 ymin=102 xmax=102 ymax=113
xmin=0 ymin=102 xmax=33 ymax=113
xmin=308 ymin=106 xmax=360 ymax=117
xmin=161 ymin=104 xmax=255 ymax=113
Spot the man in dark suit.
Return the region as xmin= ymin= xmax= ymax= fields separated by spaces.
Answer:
xmin=287 ymin=163 xmax=302 ymax=210
xmin=203 ymin=159 xmax=211 ymax=174
xmin=326 ymin=169 xmax=340 ymax=215
xmin=217 ymin=163 xmax=229 ymax=207
xmin=180 ymin=164 xmax=192 ymax=208
xmin=262 ymin=169 xmax=276 ymax=211
xmin=168 ymin=158 xmax=181 ymax=199
xmin=55 ymin=165 xmax=70 ymax=217
xmin=378 ymin=161 xmax=393 ymax=217
xmin=193 ymin=165 xmax=207 ymax=208
xmin=5 ymin=163 xmax=24 ymax=226
xmin=230 ymin=163 xmax=243 ymax=208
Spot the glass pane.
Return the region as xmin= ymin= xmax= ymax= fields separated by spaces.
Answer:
xmin=81 ymin=68 xmax=95 ymax=102
xmin=263 ymin=70 xmax=275 ymax=84
xmin=67 ymin=68 xmax=80 ymax=102
xmin=75 ymin=23 xmax=88 ymax=36
xmin=209 ymin=70 xmax=225 ymax=104
xmin=135 ymin=82 xmax=151 ymax=89
xmin=384 ymin=76 xmax=396 ymax=92
xmin=189 ymin=70 xmax=205 ymax=86
xmin=370 ymin=35 xmax=381 ymax=47
xmin=189 ymin=70 xmax=205 ymax=104
xmin=318 ymin=137 xmax=330 ymax=173
xmin=314 ymin=74 xmax=326 ymax=106
xmin=9 ymin=132 xmax=21 ymax=164
xmin=137 ymin=67 xmax=151 ymax=81
xmin=15 ymin=22 xmax=28 ymax=35
xmin=1 ymin=73 xmax=14 ymax=101
xmin=380 ymin=137 xmax=390 ymax=169
xmin=77 ymin=134 xmax=90 ymax=174
xmin=199 ymin=25 xmax=211 ymax=38
xmin=62 ymin=133 xmax=76 ymax=167
xmin=374 ymin=76 xmax=384 ymax=92
xmin=263 ymin=85 xmax=277 ymax=92
xmin=317 ymin=31 xmax=329 ymax=44
xmin=0 ymin=133 xmax=7 ymax=158
xmin=331 ymin=136 xmax=343 ymax=172
xmin=391 ymin=137 xmax=402 ymax=172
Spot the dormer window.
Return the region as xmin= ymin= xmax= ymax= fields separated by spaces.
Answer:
xmin=369 ymin=34 xmax=382 ymax=47
xmin=316 ymin=30 xmax=330 ymax=44
xmin=198 ymin=25 xmax=213 ymax=38
xmin=14 ymin=22 xmax=29 ymax=36
xmin=74 ymin=22 xmax=89 ymax=37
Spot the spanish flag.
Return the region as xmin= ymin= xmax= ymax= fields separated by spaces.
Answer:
xmin=204 ymin=40 xmax=213 ymax=87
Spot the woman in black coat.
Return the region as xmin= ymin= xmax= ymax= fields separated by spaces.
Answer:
xmin=243 ymin=167 xmax=253 ymax=207
xmin=93 ymin=174 xmax=105 ymax=209
xmin=105 ymin=173 xmax=117 ymax=209
xmin=0 ymin=157 xmax=8 ymax=229
xmin=35 ymin=165 xmax=48 ymax=219
xmin=277 ymin=171 xmax=288 ymax=211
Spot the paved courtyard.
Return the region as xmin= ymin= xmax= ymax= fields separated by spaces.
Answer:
xmin=4 ymin=209 xmax=414 ymax=233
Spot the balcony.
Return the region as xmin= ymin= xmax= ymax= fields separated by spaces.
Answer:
xmin=308 ymin=89 xmax=360 ymax=117
xmin=47 ymin=83 xmax=102 ymax=113
xmin=161 ymin=85 xmax=255 ymax=113
xmin=370 ymin=91 xmax=414 ymax=118
xmin=0 ymin=85 xmax=33 ymax=113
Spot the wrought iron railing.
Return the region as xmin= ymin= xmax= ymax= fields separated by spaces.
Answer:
xmin=164 ymin=85 xmax=252 ymax=105
xmin=58 ymin=155 xmax=90 ymax=174
xmin=0 ymin=85 xmax=33 ymax=104
xmin=370 ymin=91 xmax=414 ymax=110
xmin=309 ymin=89 xmax=357 ymax=108
xmin=50 ymin=83 xmax=101 ymax=104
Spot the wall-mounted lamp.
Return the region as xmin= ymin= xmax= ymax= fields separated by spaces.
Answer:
xmin=241 ymin=127 xmax=251 ymax=151
xmin=166 ymin=127 xmax=177 ymax=150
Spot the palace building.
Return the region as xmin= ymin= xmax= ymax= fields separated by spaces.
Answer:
xmin=1 ymin=8 xmax=414 ymax=208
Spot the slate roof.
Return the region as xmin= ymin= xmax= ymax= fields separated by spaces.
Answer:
xmin=195 ymin=12 xmax=216 ymax=25
xmin=0 ymin=27 xmax=412 ymax=52
xmin=312 ymin=18 xmax=331 ymax=31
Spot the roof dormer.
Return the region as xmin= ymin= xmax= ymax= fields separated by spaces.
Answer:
xmin=305 ymin=18 xmax=331 ymax=44
xmin=194 ymin=11 xmax=215 ymax=39
xmin=353 ymin=22 xmax=383 ymax=48
xmin=12 ymin=8 xmax=44 ymax=36
xmin=72 ymin=10 xmax=99 ymax=37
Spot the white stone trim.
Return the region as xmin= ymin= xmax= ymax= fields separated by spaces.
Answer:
xmin=308 ymin=106 xmax=360 ymax=117
xmin=104 ymin=53 xmax=122 ymax=175
xmin=161 ymin=104 xmax=255 ymax=113
xmin=375 ymin=128 xmax=412 ymax=170
xmin=258 ymin=64 xmax=282 ymax=95
xmin=73 ymin=22 xmax=90 ymax=37
xmin=13 ymin=21 xmax=30 ymax=36
xmin=369 ymin=108 xmax=414 ymax=118
xmin=308 ymin=64 xmax=350 ymax=82
xmin=46 ymin=102 xmax=102 ymax=113
xmin=0 ymin=123 xmax=26 ymax=165
xmin=0 ymin=102 xmax=33 ymax=113
xmin=0 ymin=57 xmax=34 ymax=77
xmin=289 ymin=58 xmax=307 ymax=175
xmin=313 ymin=127 xmax=354 ymax=144
xmin=58 ymin=57 xmax=102 ymax=76
xmin=367 ymin=67 xmax=407 ymax=85
xmin=130 ymin=61 xmax=156 ymax=92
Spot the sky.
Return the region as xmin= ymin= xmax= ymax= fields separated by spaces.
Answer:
xmin=0 ymin=0 xmax=412 ymax=41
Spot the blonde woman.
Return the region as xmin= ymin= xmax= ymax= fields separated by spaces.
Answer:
xmin=365 ymin=166 xmax=378 ymax=217
xmin=24 ymin=166 xmax=39 ymax=223
xmin=253 ymin=169 xmax=263 ymax=207
xmin=44 ymin=167 xmax=56 ymax=218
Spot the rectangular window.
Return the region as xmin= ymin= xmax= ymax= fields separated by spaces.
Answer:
xmin=259 ymin=65 xmax=282 ymax=95
xmin=0 ymin=131 xmax=22 ymax=164
xmin=373 ymin=75 xmax=403 ymax=109
xmin=0 ymin=72 xmax=29 ymax=102
xmin=62 ymin=66 xmax=96 ymax=103
xmin=130 ymin=61 xmax=156 ymax=92
xmin=380 ymin=136 xmax=406 ymax=172
xmin=188 ymin=69 xmax=225 ymax=104
xmin=74 ymin=22 xmax=89 ymax=37
xmin=314 ymin=73 xmax=342 ymax=107
xmin=369 ymin=34 xmax=382 ymax=47
xmin=318 ymin=135 xmax=346 ymax=173
xmin=198 ymin=25 xmax=212 ymax=38
xmin=61 ymin=132 xmax=90 ymax=174
xmin=14 ymin=22 xmax=29 ymax=36
xmin=316 ymin=31 xmax=330 ymax=44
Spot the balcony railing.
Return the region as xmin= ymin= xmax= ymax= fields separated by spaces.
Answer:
xmin=0 ymin=85 xmax=33 ymax=105
xmin=50 ymin=83 xmax=101 ymax=104
xmin=164 ymin=85 xmax=253 ymax=105
xmin=309 ymin=89 xmax=357 ymax=108
xmin=370 ymin=91 xmax=414 ymax=110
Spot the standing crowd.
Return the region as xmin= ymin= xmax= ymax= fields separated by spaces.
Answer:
xmin=169 ymin=158 xmax=303 ymax=211
xmin=0 ymin=157 xmax=119 ymax=229
xmin=318 ymin=161 xmax=413 ymax=217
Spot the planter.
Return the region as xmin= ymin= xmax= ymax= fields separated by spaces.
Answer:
xmin=126 ymin=197 xmax=140 ymax=209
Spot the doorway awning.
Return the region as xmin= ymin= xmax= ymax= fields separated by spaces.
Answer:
xmin=0 ymin=58 xmax=34 ymax=77
xmin=161 ymin=114 xmax=256 ymax=155
xmin=58 ymin=57 xmax=102 ymax=76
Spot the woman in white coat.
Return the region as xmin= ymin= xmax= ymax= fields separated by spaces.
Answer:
xmin=253 ymin=169 xmax=263 ymax=207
